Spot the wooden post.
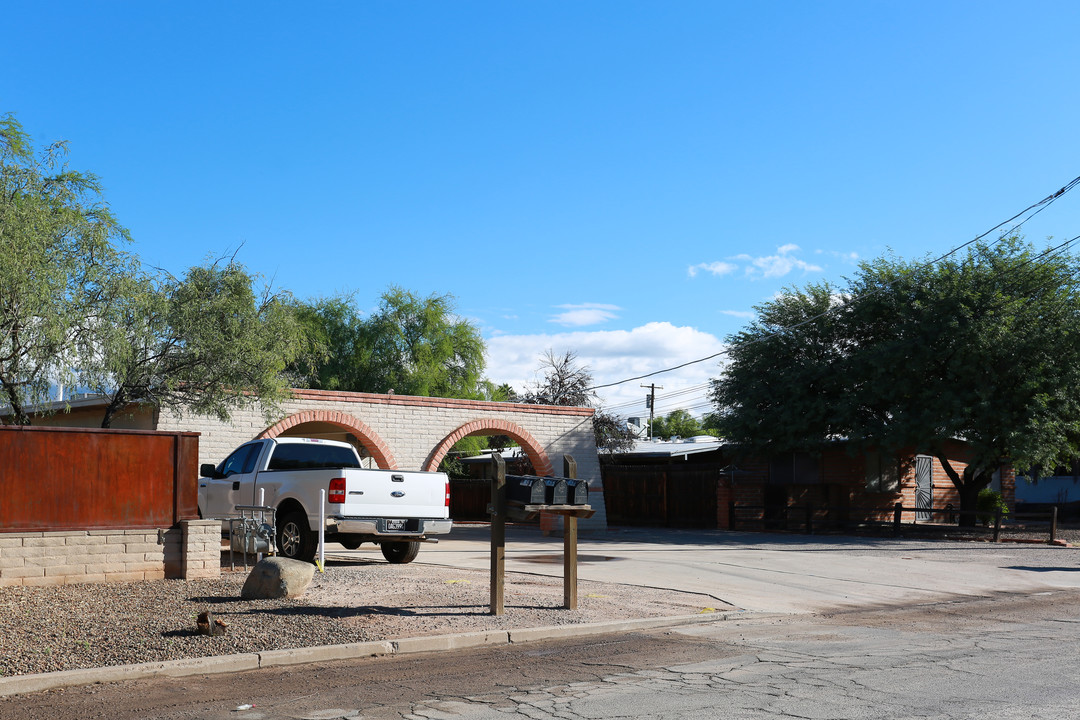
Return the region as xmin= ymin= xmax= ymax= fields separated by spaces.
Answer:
xmin=805 ymin=504 xmax=813 ymax=535
xmin=489 ymin=454 xmax=506 ymax=616
xmin=893 ymin=503 xmax=902 ymax=537
xmin=563 ymin=455 xmax=578 ymax=610
xmin=993 ymin=508 xmax=1002 ymax=543
xmin=1051 ymin=506 xmax=1059 ymax=543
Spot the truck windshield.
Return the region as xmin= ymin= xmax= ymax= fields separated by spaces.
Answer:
xmin=267 ymin=443 xmax=362 ymax=470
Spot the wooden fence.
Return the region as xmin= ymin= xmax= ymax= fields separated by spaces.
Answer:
xmin=0 ymin=425 xmax=200 ymax=531
xmin=448 ymin=477 xmax=494 ymax=521
xmin=601 ymin=465 xmax=719 ymax=528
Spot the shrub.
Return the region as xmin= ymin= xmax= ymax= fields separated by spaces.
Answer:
xmin=977 ymin=488 xmax=1009 ymax=526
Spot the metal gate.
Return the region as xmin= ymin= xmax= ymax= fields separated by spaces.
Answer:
xmin=915 ymin=455 xmax=933 ymax=522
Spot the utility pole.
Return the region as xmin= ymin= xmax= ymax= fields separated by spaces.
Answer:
xmin=641 ymin=383 xmax=663 ymax=440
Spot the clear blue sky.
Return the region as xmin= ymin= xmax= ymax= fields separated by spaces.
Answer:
xmin=5 ymin=1 xmax=1079 ymax=418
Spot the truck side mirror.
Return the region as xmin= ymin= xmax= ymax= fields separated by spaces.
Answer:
xmin=200 ymin=463 xmax=223 ymax=479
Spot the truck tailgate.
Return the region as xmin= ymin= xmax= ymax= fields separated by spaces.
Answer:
xmin=340 ymin=469 xmax=448 ymax=519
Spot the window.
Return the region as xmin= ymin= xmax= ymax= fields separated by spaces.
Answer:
xmin=220 ymin=443 xmax=261 ymax=477
xmin=267 ymin=443 xmax=362 ymax=470
xmin=865 ymin=451 xmax=900 ymax=493
xmin=769 ymin=452 xmax=820 ymax=485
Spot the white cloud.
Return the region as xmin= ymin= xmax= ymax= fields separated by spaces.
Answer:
xmin=485 ymin=322 xmax=727 ymax=415
xmin=688 ymin=261 xmax=738 ymax=278
xmin=549 ymin=303 xmax=621 ymax=327
xmin=814 ymin=248 xmax=859 ymax=264
xmin=720 ymin=310 xmax=755 ymax=319
xmin=732 ymin=244 xmax=823 ymax=279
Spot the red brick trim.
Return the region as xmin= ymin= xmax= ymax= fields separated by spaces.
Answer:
xmin=287 ymin=388 xmax=595 ymax=417
xmin=424 ymin=419 xmax=554 ymax=476
xmin=256 ymin=410 xmax=398 ymax=470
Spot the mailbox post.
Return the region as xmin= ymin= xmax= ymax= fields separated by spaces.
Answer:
xmin=490 ymin=454 xmax=506 ymax=615
xmin=563 ymin=454 xmax=578 ymax=609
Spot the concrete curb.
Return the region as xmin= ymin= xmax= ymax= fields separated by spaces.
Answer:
xmin=0 ymin=611 xmax=742 ymax=698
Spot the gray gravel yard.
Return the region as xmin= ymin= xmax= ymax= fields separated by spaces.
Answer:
xmin=0 ymin=557 xmax=720 ymax=678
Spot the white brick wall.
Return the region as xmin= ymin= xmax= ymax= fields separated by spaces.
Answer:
xmin=156 ymin=390 xmax=608 ymax=530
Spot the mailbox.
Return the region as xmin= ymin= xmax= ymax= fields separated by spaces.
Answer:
xmin=506 ymin=475 xmax=547 ymax=505
xmin=565 ymin=478 xmax=589 ymax=505
xmin=506 ymin=475 xmax=569 ymax=505
xmin=545 ymin=478 xmax=568 ymax=505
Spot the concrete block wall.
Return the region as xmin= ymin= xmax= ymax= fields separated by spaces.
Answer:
xmin=0 ymin=520 xmax=220 ymax=587
xmin=0 ymin=529 xmax=172 ymax=587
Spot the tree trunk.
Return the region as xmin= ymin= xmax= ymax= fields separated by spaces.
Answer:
xmin=935 ymin=452 xmax=992 ymax=528
xmin=100 ymin=390 xmax=126 ymax=429
xmin=1 ymin=381 xmax=30 ymax=425
xmin=957 ymin=480 xmax=983 ymax=528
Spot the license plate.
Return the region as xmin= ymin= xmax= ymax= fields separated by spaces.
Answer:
xmin=386 ymin=519 xmax=410 ymax=531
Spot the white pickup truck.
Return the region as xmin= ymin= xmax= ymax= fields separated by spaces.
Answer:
xmin=198 ymin=437 xmax=452 ymax=564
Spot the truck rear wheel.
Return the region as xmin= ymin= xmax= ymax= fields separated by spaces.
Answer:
xmin=277 ymin=510 xmax=316 ymax=563
xmin=381 ymin=540 xmax=420 ymax=564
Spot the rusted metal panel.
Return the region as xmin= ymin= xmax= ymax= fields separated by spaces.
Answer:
xmin=0 ymin=426 xmax=200 ymax=532
xmin=174 ymin=433 xmax=200 ymax=523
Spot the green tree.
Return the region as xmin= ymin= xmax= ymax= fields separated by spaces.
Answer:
xmin=298 ymin=288 xmax=487 ymax=399
xmin=700 ymin=412 xmax=723 ymax=437
xmin=292 ymin=294 xmax=367 ymax=391
xmin=649 ymin=409 xmax=705 ymax=440
xmin=80 ymin=259 xmax=313 ymax=428
xmin=364 ymin=287 xmax=486 ymax=398
xmin=710 ymin=238 xmax=1080 ymax=525
xmin=0 ymin=114 xmax=132 ymax=424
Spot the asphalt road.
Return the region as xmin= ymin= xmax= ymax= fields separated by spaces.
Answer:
xmin=3 ymin=590 xmax=1079 ymax=719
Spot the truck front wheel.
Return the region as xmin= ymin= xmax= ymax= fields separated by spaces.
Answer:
xmin=277 ymin=510 xmax=317 ymax=563
xmin=381 ymin=541 xmax=420 ymax=564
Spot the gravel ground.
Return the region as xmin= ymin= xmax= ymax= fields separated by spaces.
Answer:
xmin=3 ymin=523 xmax=1073 ymax=680
xmin=0 ymin=557 xmax=720 ymax=678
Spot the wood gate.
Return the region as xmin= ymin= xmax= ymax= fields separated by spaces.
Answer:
xmin=601 ymin=465 xmax=719 ymax=528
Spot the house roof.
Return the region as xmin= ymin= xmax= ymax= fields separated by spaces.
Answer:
xmin=608 ymin=435 xmax=724 ymax=459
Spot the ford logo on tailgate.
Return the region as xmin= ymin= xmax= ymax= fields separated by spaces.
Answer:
xmin=391 ymin=491 xmax=405 ymax=498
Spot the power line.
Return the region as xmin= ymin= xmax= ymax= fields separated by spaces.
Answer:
xmin=588 ymin=175 xmax=1080 ymax=392
xmin=604 ymin=382 xmax=711 ymax=412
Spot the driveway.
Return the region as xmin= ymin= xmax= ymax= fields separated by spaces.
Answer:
xmin=333 ymin=525 xmax=1080 ymax=613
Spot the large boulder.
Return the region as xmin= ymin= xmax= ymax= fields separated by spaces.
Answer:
xmin=241 ymin=557 xmax=315 ymax=600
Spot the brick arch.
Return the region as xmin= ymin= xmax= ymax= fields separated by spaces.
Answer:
xmin=257 ymin=410 xmax=398 ymax=469
xmin=425 ymin=419 xmax=554 ymax=476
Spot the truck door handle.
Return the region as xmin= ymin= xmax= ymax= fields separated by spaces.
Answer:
xmin=232 ymin=481 xmax=240 ymax=491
